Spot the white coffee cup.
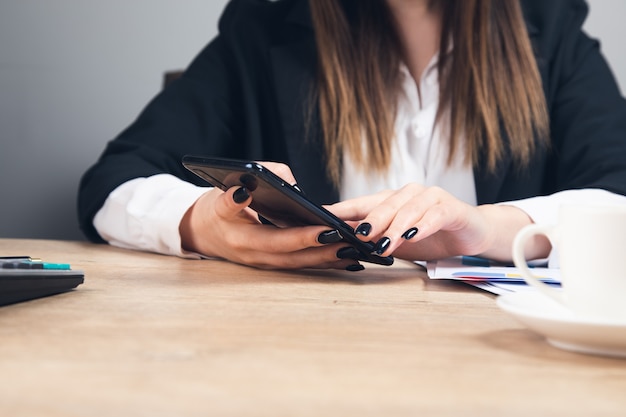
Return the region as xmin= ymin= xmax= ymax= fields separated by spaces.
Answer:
xmin=512 ymin=204 xmax=626 ymax=322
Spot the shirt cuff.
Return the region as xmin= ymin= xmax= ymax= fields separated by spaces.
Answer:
xmin=497 ymin=188 xmax=626 ymax=225
xmin=497 ymin=188 xmax=626 ymax=267
xmin=93 ymin=174 xmax=209 ymax=258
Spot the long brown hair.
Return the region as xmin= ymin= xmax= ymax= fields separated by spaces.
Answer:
xmin=309 ymin=0 xmax=549 ymax=186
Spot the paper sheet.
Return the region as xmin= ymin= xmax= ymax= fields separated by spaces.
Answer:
xmin=425 ymin=256 xmax=561 ymax=295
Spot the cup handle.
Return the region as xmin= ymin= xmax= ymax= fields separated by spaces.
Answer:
xmin=512 ymin=224 xmax=565 ymax=305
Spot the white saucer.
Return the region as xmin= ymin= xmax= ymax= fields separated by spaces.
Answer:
xmin=497 ymin=292 xmax=626 ymax=358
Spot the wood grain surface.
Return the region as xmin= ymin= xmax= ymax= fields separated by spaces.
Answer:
xmin=0 ymin=239 xmax=624 ymax=416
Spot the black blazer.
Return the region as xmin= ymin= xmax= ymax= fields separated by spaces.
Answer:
xmin=78 ymin=0 xmax=626 ymax=243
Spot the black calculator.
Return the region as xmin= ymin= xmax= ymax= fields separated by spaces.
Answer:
xmin=0 ymin=257 xmax=84 ymax=306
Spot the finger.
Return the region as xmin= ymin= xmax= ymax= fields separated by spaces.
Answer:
xmin=228 ymin=241 xmax=353 ymax=270
xmin=213 ymin=186 xmax=255 ymax=221
xmin=298 ymin=257 xmax=365 ymax=272
xmin=257 ymin=161 xmax=297 ymax=184
xmin=382 ymin=187 xmax=474 ymax=257
xmin=218 ymin=220 xmax=338 ymax=261
xmin=408 ymin=201 xmax=460 ymax=241
xmin=354 ymin=184 xmax=426 ymax=242
xmin=326 ymin=191 xmax=394 ymax=221
xmin=209 ymin=219 xmax=367 ymax=270
xmin=367 ymin=186 xmax=446 ymax=256
xmin=383 ymin=205 xmax=452 ymax=260
xmin=252 ymin=223 xmax=340 ymax=253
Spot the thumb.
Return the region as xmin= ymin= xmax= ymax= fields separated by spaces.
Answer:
xmin=214 ymin=186 xmax=252 ymax=220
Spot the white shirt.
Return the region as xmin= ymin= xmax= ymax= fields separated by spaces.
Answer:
xmin=340 ymin=59 xmax=476 ymax=204
xmin=93 ymin=57 xmax=626 ymax=258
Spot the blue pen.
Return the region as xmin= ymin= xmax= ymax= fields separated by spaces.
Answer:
xmin=461 ymin=255 xmax=547 ymax=268
xmin=0 ymin=259 xmax=70 ymax=270
xmin=41 ymin=262 xmax=71 ymax=270
xmin=461 ymin=256 xmax=494 ymax=267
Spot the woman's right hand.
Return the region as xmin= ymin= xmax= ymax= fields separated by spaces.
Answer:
xmin=179 ymin=182 xmax=361 ymax=271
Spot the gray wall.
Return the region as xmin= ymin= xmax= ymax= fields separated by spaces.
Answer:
xmin=1 ymin=0 xmax=624 ymax=241
xmin=0 ymin=0 xmax=229 ymax=240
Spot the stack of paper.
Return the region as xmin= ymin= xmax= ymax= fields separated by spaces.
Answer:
xmin=426 ymin=256 xmax=561 ymax=295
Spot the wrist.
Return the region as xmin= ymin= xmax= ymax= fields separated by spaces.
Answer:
xmin=476 ymin=204 xmax=550 ymax=262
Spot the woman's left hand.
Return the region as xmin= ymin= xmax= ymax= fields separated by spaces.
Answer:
xmin=327 ymin=184 xmax=550 ymax=262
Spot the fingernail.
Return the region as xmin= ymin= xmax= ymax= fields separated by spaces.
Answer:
xmin=355 ymin=223 xmax=372 ymax=236
xmin=233 ymin=187 xmax=250 ymax=204
xmin=372 ymin=237 xmax=391 ymax=255
xmin=345 ymin=263 xmax=365 ymax=272
xmin=401 ymin=227 xmax=418 ymax=240
xmin=336 ymin=247 xmax=361 ymax=260
xmin=317 ymin=230 xmax=343 ymax=244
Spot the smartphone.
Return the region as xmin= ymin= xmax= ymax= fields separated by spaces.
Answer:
xmin=182 ymin=155 xmax=394 ymax=266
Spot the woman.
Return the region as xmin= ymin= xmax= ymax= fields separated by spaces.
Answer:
xmin=78 ymin=0 xmax=626 ymax=270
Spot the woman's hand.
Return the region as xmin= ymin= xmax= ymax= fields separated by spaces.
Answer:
xmin=179 ymin=162 xmax=361 ymax=270
xmin=327 ymin=184 xmax=551 ymax=262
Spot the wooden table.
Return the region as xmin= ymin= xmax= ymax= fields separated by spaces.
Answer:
xmin=0 ymin=239 xmax=625 ymax=416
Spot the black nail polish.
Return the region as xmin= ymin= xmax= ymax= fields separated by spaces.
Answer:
xmin=401 ymin=227 xmax=418 ymax=240
xmin=317 ymin=230 xmax=343 ymax=244
xmin=372 ymin=237 xmax=391 ymax=255
xmin=345 ymin=264 xmax=365 ymax=272
xmin=232 ymin=187 xmax=250 ymax=204
xmin=336 ymin=247 xmax=361 ymax=260
xmin=355 ymin=223 xmax=372 ymax=236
